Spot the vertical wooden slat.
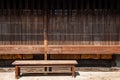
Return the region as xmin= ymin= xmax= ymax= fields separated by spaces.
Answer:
xmin=79 ymin=8 xmax=82 ymax=45
xmin=62 ymin=0 xmax=65 ymax=45
xmin=110 ymin=9 xmax=113 ymax=45
xmin=91 ymin=0 xmax=94 ymax=45
xmin=114 ymin=10 xmax=118 ymax=45
xmin=50 ymin=14 xmax=52 ymax=46
xmin=21 ymin=9 xmax=24 ymax=45
xmin=20 ymin=0 xmax=23 ymax=45
xmin=108 ymin=9 xmax=111 ymax=45
xmin=117 ymin=0 xmax=120 ymax=45
xmin=87 ymin=0 xmax=91 ymax=45
xmin=52 ymin=0 xmax=54 ymax=45
xmin=13 ymin=0 xmax=16 ymax=45
xmin=59 ymin=6 xmax=62 ymax=45
xmin=80 ymin=0 xmax=83 ymax=45
xmin=105 ymin=0 xmax=109 ymax=45
xmin=109 ymin=9 xmax=111 ymax=45
xmin=56 ymin=0 xmax=58 ymax=45
xmin=38 ymin=10 xmax=43 ymax=45
xmin=117 ymin=1 xmax=120 ymax=45
xmin=101 ymin=9 xmax=105 ymax=45
xmin=52 ymin=1 xmax=55 ymax=45
xmin=98 ymin=0 xmax=102 ymax=45
xmin=0 ymin=4 xmax=1 ymax=45
xmin=95 ymin=8 xmax=99 ymax=45
xmin=116 ymin=9 xmax=119 ymax=45
xmin=62 ymin=0 xmax=64 ymax=45
xmin=74 ymin=0 xmax=77 ymax=45
xmin=6 ymin=0 xmax=9 ymax=45
xmin=68 ymin=0 xmax=71 ymax=45
xmin=35 ymin=11 xmax=38 ymax=45
xmin=1 ymin=0 xmax=4 ymax=45
xmin=76 ymin=0 xmax=79 ymax=45
xmin=31 ymin=0 xmax=34 ymax=45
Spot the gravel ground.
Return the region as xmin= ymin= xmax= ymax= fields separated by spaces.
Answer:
xmin=0 ymin=67 xmax=120 ymax=80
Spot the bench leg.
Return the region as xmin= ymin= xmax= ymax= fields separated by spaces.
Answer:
xmin=15 ymin=66 xmax=20 ymax=79
xmin=49 ymin=67 xmax=52 ymax=71
xmin=45 ymin=67 xmax=47 ymax=71
xmin=71 ymin=65 xmax=75 ymax=78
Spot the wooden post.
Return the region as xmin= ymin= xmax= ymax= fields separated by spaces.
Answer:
xmin=43 ymin=0 xmax=48 ymax=60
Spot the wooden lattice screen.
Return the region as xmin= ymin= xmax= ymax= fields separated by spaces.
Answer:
xmin=0 ymin=0 xmax=44 ymax=45
xmin=0 ymin=0 xmax=119 ymax=45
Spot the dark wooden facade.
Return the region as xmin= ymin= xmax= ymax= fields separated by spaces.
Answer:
xmin=0 ymin=0 xmax=120 ymax=60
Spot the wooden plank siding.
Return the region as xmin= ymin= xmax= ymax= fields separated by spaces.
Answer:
xmin=0 ymin=45 xmax=119 ymax=54
xmin=48 ymin=45 xmax=120 ymax=54
xmin=50 ymin=54 xmax=113 ymax=60
xmin=0 ymin=0 xmax=119 ymax=58
xmin=0 ymin=45 xmax=44 ymax=54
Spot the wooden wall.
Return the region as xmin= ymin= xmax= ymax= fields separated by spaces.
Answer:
xmin=0 ymin=0 xmax=119 ymax=45
xmin=48 ymin=10 xmax=120 ymax=45
xmin=0 ymin=0 xmax=119 ymax=59
xmin=0 ymin=10 xmax=44 ymax=45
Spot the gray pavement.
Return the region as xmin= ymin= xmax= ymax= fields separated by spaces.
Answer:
xmin=1 ymin=71 xmax=120 ymax=80
xmin=1 ymin=67 xmax=120 ymax=80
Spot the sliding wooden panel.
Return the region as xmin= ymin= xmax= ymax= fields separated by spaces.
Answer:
xmin=47 ymin=0 xmax=120 ymax=47
xmin=0 ymin=0 xmax=44 ymax=45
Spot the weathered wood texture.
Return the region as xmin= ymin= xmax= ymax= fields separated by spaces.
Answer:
xmin=50 ymin=54 xmax=113 ymax=60
xmin=0 ymin=45 xmax=44 ymax=54
xmin=12 ymin=60 xmax=78 ymax=65
xmin=0 ymin=0 xmax=119 ymax=55
xmin=12 ymin=60 xmax=77 ymax=78
xmin=48 ymin=45 xmax=120 ymax=54
xmin=0 ymin=45 xmax=119 ymax=54
xmin=0 ymin=0 xmax=119 ymax=45
xmin=43 ymin=0 xmax=48 ymax=60
xmin=0 ymin=10 xmax=44 ymax=45
xmin=0 ymin=54 xmax=112 ymax=60
xmin=47 ymin=0 xmax=120 ymax=46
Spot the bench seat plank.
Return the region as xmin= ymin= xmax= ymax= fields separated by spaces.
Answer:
xmin=12 ymin=60 xmax=78 ymax=65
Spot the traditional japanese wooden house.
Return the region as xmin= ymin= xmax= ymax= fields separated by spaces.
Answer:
xmin=0 ymin=0 xmax=120 ymax=67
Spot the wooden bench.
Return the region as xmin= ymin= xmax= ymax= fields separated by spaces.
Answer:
xmin=12 ymin=60 xmax=78 ymax=79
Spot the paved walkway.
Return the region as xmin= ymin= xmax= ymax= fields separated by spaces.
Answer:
xmin=0 ymin=67 xmax=120 ymax=80
xmin=1 ymin=71 xmax=120 ymax=80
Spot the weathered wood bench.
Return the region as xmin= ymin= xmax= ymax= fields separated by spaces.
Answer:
xmin=12 ymin=60 xmax=78 ymax=79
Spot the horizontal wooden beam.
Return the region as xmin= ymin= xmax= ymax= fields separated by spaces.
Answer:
xmin=48 ymin=45 xmax=120 ymax=54
xmin=0 ymin=45 xmax=119 ymax=54
xmin=0 ymin=45 xmax=44 ymax=54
